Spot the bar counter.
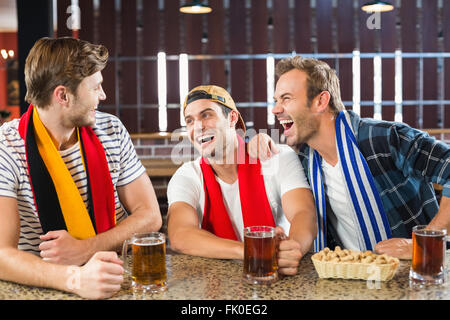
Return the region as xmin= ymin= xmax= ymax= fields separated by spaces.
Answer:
xmin=1 ymin=250 xmax=449 ymax=300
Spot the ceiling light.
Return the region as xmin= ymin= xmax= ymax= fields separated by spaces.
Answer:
xmin=180 ymin=1 xmax=212 ymax=14
xmin=361 ymin=1 xmax=394 ymax=12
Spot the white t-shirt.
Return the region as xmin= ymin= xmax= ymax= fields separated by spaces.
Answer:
xmin=167 ymin=145 xmax=310 ymax=241
xmin=321 ymin=159 xmax=362 ymax=250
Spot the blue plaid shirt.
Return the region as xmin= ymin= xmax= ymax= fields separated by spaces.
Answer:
xmin=298 ymin=110 xmax=450 ymax=240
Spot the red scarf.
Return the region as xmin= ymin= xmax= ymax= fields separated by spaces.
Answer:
xmin=200 ymin=135 xmax=275 ymax=240
xmin=18 ymin=105 xmax=116 ymax=236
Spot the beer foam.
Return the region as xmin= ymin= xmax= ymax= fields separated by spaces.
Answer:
xmin=245 ymin=231 xmax=274 ymax=238
xmin=416 ymin=230 xmax=445 ymax=237
xmin=132 ymin=237 xmax=165 ymax=246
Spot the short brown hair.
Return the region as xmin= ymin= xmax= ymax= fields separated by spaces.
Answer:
xmin=25 ymin=37 xmax=108 ymax=108
xmin=275 ymin=56 xmax=344 ymax=115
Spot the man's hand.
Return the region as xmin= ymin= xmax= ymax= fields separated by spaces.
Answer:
xmin=247 ymin=133 xmax=279 ymax=161
xmin=39 ymin=230 xmax=93 ymax=266
xmin=374 ymin=238 xmax=412 ymax=260
xmin=71 ymin=251 xmax=124 ymax=299
xmin=275 ymin=227 xmax=303 ymax=275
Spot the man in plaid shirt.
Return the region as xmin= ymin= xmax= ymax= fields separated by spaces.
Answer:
xmin=250 ymin=56 xmax=449 ymax=259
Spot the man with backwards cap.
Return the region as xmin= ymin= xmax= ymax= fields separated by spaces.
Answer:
xmin=167 ymin=85 xmax=317 ymax=275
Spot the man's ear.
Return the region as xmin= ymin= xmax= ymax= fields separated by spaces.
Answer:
xmin=313 ymin=91 xmax=331 ymax=113
xmin=53 ymin=85 xmax=70 ymax=106
xmin=228 ymin=110 xmax=239 ymax=128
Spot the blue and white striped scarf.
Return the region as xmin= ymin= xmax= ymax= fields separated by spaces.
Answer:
xmin=309 ymin=111 xmax=392 ymax=251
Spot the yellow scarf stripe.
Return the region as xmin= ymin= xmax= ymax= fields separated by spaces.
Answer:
xmin=33 ymin=108 xmax=96 ymax=239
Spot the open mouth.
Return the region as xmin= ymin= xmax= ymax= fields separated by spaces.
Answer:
xmin=279 ymin=119 xmax=294 ymax=132
xmin=196 ymin=134 xmax=215 ymax=147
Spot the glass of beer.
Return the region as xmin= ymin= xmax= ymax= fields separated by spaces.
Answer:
xmin=243 ymin=226 xmax=278 ymax=285
xmin=122 ymin=232 xmax=167 ymax=293
xmin=409 ymin=225 xmax=447 ymax=287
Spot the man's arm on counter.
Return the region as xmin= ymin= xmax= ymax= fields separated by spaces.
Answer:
xmin=167 ymin=201 xmax=244 ymax=259
xmin=278 ymin=187 xmax=317 ymax=275
xmin=0 ymin=196 xmax=124 ymax=299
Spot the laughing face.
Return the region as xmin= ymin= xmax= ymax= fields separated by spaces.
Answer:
xmin=273 ymin=69 xmax=320 ymax=146
xmin=184 ymin=99 xmax=237 ymax=161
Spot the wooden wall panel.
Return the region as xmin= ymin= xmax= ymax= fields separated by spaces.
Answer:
xmin=206 ymin=60 xmax=227 ymax=89
xmin=141 ymin=0 xmax=159 ymax=132
xmin=121 ymin=0 xmax=137 ymax=56
xmin=337 ymin=0 xmax=354 ymax=109
xmin=207 ymin=0 xmax=226 ymax=88
xmin=164 ymin=1 xmax=181 ymax=131
xmin=142 ymin=0 xmax=160 ymax=56
xmin=273 ymin=0 xmax=289 ymax=54
xmin=120 ymin=0 xmax=137 ymax=104
xmin=337 ymin=0 xmax=353 ymax=53
xmin=316 ymin=0 xmax=333 ymax=53
xmin=96 ymin=0 xmax=117 ymax=114
xmin=444 ymin=0 xmax=450 ymax=128
xmin=117 ymin=0 xmax=137 ymax=131
xmin=119 ymin=0 xmax=138 ymax=132
xmin=184 ymin=16 xmax=203 ymax=55
xmin=358 ymin=0 xmax=375 ymax=119
xmin=421 ymin=0 xmax=438 ymax=129
xmin=57 ymin=0 xmax=72 ymax=37
xmin=251 ymin=1 xmax=268 ymax=131
xmin=164 ymin=1 xmax=180 ymax=56
xmin=141 ymin=61 xmax=159 ymax=133
xmin=120 ymin=63 xmax=137 ymax=105
xmin=400 ymin=2 xmax=417 ymax=128
xmin=294 ymin=0 xmax=312 ymax=53
xmin=166 ymin=109 xmax=181 ymax=132
xmin=119 ymin=106 xmax=138 ymax=133
xmin=166 ymin=61 xmax=180 ymax=131
xmin=272 ymin=1 xmax=291 ymax=133
xmin=229 ymin=0 xmax=250 ymax=125
xmin=316 ymin=0 xmax=334 ymax=76
xmin=184 ymin=5 xmax=203 ymax=93
xmin=78 ymin=0 xmax=94 ymax=43
xmin=98 ymin=0 xmax=116 ymax=54
xmin=380 ymin=8 xmax=396 ymax=121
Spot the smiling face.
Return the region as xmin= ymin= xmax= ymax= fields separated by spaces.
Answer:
xmin=184 ymin=99 xmax=238 ymax=161
xmin=65 ymin=71 xmax=106 ymax=128
xmin=273 ymin=69 xmax=320 ymax=146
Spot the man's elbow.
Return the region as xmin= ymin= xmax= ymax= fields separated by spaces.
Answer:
xmin=168 ymin=237 xmax=183 ymax=253
xmin=136 ymin=207 xmax=163 ymax=233
xmin=0 ymin=247 xmax=21 ymax=280
xmin=167 ymin=228 xmax=190 ymax=254
xmin=148 ymin=211 xmax=163 ymax=232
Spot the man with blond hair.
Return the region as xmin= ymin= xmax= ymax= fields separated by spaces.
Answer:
xmin=250 ymin=56 xmax=450 ymax=259
xmin=0 ymin=37 xmax=162 ymax=299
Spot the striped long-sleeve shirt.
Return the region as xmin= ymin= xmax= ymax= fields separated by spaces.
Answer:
xmin=0 ymin=111 xmax=146 ymax=255
xmin=298 ymin=110 xmax=450 ymax=242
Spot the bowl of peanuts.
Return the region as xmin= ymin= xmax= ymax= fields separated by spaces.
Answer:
xmin=311 ymin=246 xmax=400 ymax=281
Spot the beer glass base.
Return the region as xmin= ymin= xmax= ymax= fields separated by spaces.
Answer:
xmin=242 ymin=273 xmax=278 ymax=285
xmin=132 ymin=281 xmax=168 ymax=293
xmin=409 ymin=269 xmax=445 ymax=288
